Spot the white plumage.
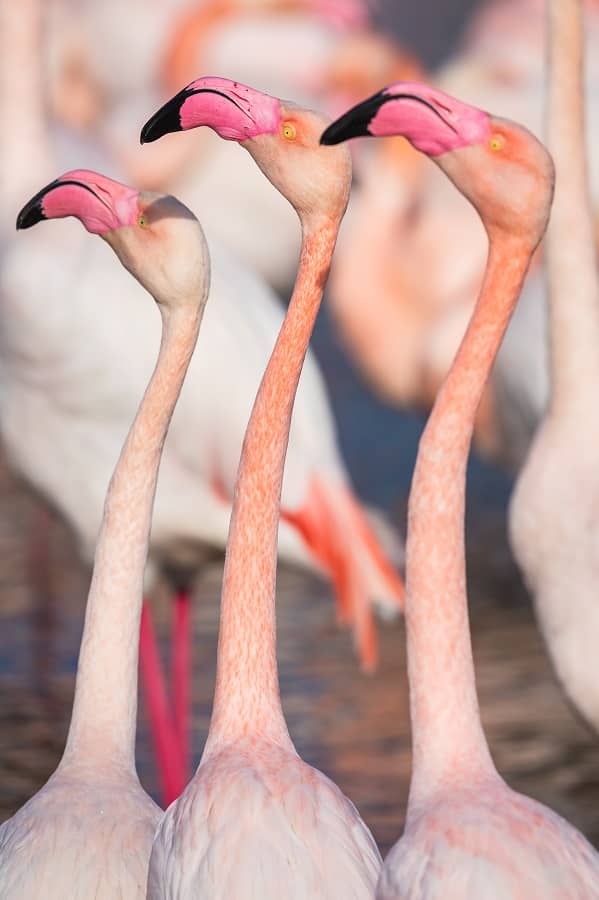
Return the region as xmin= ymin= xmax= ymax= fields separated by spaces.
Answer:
xmin=377 ymin=787 xmax=599 ymax=900
xmin=1 ymin=220 xmax=400 ymax=618
xmin=0 ymin=769 xmax=160 ymax=899
xmin=148 ymin=741 xmax=381 ymax=899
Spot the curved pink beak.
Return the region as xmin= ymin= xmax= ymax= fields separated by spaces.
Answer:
xmin=140 ymin=76 xmax=281 ymax=144
xmin=16 ymin=170 xmax=139 ymax=235
xmin=320 ymin=82 xmax=492 ymax=156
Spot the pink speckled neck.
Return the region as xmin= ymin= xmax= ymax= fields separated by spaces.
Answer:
xmin=371 ymin=83 xmax=492 ymax=156
xmin=180 ymin=76 xmax=281 ymax=141
xmin=204 ymin=221 xmax=339 ymax=753
xmin=42 ymin=170 xmax=140 ymax=235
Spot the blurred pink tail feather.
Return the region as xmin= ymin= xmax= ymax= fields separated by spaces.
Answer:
xmin=282 ymin=475 xmax=404 ymax=671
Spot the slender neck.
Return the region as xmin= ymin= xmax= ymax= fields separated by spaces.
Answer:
xmin=61 ymin=302 xmax=201 ymax=773
xmin=204 ymin=219 xmax=338 ymax=755
xmin=0 ymin=0 xmax=50 ymax=221
xmin=406 ymin=232 xmax=535 ymax=809
xmin=546 ymin=0 xmax=599 ymax=414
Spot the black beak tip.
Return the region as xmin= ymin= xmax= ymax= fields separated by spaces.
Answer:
xmin=320 ymin=117 xmax=372 ymax=146
xmin=139 ymin=118 xmax=159 ymax=145
xmin=140 ymin=92 xmax=188 ymax=145
xmin=319 ymin=123 xmax=341 ymax=146
xmin=320 ymin=90 xmax=390 ymax=146
xmin=17 ymin=203 xmax=46 ymax=231
xmin=16 ymin=197 xmax=48 ymax=230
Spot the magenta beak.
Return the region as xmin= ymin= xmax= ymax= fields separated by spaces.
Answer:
xmin=140 ymin=76 xmax=281 ymax=144
xmin=321 ymin=83 xmax=492 ymax=157
xmin=16 ymin=170 xmax=139 ymax=235
xmin=16 ymin=177 xmax=96 ymax=229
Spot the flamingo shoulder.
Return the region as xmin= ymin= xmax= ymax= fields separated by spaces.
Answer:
xmin=378 ymin=787 xmax=599 ymax=899
xmin=148 ymin=740 xmax=381 ymax=899
xmin=0 ymin=769 xmax=160 ymax=899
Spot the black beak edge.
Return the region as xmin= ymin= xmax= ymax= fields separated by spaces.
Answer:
xmin=16 ymin=178 xmax=102 ymax=230
xmin=16 ymin=179 xmax=61 ymax=230
xmin=320 ymin=90 xmax=389 ymax=146
xmin=140 ymin=87 xmax=190 ymax=144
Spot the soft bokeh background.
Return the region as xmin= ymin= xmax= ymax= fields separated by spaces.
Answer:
xmin=1 ymin=0 xmax=599 ymax=857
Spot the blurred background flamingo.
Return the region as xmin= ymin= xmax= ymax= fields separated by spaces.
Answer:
xmin=1 ymin=0 xmax=599 ymax=859
xmin=327 ymin=0 xmax=599 ymax=470
xmin=510 ymin=0 xmax=599 ymax=736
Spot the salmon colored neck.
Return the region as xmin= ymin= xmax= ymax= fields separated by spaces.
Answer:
xmin=204 ymin=222 xmax=338 ymax=754
xmin=63 ymin=305 xmax=202 ymax=768
xmin=406 ymin=235 xmax=534 ymax=807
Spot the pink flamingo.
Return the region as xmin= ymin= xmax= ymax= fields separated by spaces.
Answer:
xmin=0 ymin=170 xmax=211 ymax=894
xmin=321 ymin=82 xmax=599 ymax=894
xmin=323 ymin=0 xmax=599 ymax=473
xmin=141 ymin=79 xmax=381 ymax=897
xmin=102 ymin=0 xmax=417 ymax=297
xmin=510 ymin=0 xmax=599 ymax=734
xmin=0 ymin=0 xmax=190 ymax=804
xmin=1 ymin=0 xmax=405 ymax=805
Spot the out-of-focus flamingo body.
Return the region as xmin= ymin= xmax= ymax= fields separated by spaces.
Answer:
xmin=510 ymin=0 xmax=599 ymax=734
xmin=323 ymin=0 xmax=599 ymax=469
xmin=2 ymin=222 xmax=403 ymax=671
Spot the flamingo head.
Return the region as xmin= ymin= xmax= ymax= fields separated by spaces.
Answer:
xmin=141 ymin=76 xmax=352 ymax=226
xmin=16 ymin=170 xmax=209 ymax=311
xmin=321 ymin=82 xmax=554 ymax=245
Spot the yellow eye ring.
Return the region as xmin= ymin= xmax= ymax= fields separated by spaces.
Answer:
xmin=138 ymin=214 xmax=147 ymax=228
xmin=281 ymin=122 xmax=296 ymax=141
xmin=489 ymin=134 xmax=505 ymax=152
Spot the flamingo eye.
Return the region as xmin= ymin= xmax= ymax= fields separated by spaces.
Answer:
xmin=281 ymin=122 xmax=296 ymax=141
xmin=489 ymin=134 xmax=505 ymax=152
xmin=138 ymin=214 xmax=147 ymax=228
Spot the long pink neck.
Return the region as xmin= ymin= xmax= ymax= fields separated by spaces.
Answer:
xmin=0 ymin=0 xmax=50 ymax=220
xmin=406 ymin=232 xmax=535 ymax=809
xmin=61 ymin=303 xmax=201 ymax=773
xmin=203 ymin=221 xmax=338 ymax=755
xmin=546 ymin=0 xmax=599 ymax=416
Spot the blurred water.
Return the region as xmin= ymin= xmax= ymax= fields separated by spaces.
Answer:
xmin=2 ymin=0 xmax=599 ymax=866
xmin=1 ymin=459 xmax=598 ymax=853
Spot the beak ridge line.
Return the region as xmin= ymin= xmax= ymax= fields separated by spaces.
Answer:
xmin=16 ymin=179 xmax=101 ymax=230
xmin=140 ymin=85 xmax=254 ymax=144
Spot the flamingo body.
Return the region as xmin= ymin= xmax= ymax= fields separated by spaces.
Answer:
xmin=509 ymin=0 xmax=599 ymax=733
xmin=511 ymin=425 xmax=599 ymax=731
xmin=378 ymin=784 xmax=599 ymax=899
xmin=0 ymin=769 xmax=159 ymax=899
xmin=0 ymin=228 xmax=388 ymax=579
xmin=148 ymin=740 xmax=380 ymax=899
